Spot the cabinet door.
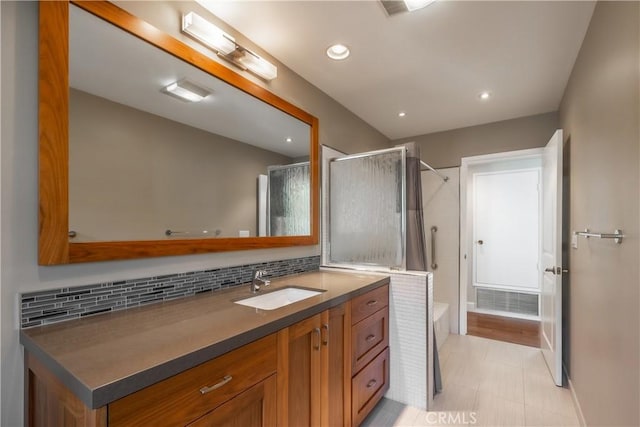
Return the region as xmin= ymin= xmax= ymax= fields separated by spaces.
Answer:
xmin=187 ymin=374 xmax=276 ymax=427
xmin=321 ymin=304 xmax=351 ymax=427
xmin=25 ymin=352 xmax=107 ymax=427
xmin=277 ymin=313 xmax=323 ymax=426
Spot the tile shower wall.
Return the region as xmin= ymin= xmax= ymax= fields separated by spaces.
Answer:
xmin=20 ymin=256 xmax=320 ymax=328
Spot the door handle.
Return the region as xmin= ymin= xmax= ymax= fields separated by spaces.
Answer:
xmin=545 ymin=267 xmax=569 ymax=275
xmin=477 ymin=240 xmax=483 ymax=245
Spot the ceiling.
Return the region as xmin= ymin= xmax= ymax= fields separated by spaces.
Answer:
xmin=198 ymin=1 xmax=596 ymax=140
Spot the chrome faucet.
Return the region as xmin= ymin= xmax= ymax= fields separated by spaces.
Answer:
xmin=251 ymin=269 xmax=270 ymax=293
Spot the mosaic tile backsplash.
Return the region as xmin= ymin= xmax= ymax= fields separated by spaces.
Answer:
xmin=21 ymin=255 xmax=320 ymax=328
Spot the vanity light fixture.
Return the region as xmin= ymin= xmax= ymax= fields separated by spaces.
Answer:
xmin=162 ymin=79 xmax=212 ymax=102
xmin=182 ymin=11 xmax=236 ymax=56
xmin=182 ymin=11 xmax=278 ymax=81
xmin=479 ymin=91 xmax=491 ymax=101
xmin=326 ymin=44 xmax=350 ymax=60
xmin=398 ymin=111 xmax=407 ymax=117
xmin=285 ymin=137 xmax=293 ymax=143
xmin=235 ymin=47 xmax=278 ymax=81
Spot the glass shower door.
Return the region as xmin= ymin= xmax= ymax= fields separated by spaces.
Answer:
xmin=268 ymin=162 xmax=310 ymax=236
xmin=326 ymin=147 xmax=406 ymax=270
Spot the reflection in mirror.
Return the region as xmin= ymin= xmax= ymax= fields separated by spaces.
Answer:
xmin=267 ymin=162 xmax=310 ymax=236
xmin=68 ymin=4 xmax=311 ymax=242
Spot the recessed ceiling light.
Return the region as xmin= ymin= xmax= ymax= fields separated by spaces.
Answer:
xmin=285 ymin=137 xmax=293 ymax=143
xmin=479 ymin=91 xmax=491 ymax=101
xmin=326 ymin=44 xmax=350 ymax=60
xmin=398 ymin=111 xmax=407 ymax=117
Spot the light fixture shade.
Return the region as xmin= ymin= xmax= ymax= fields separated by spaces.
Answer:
xmin=182 ymin=11 xmax=236 ymax=56
xmin=403 ymin=0 xmax=436 ymax=11
xmin=237 ymin=50 xmax=278 ymax=81
xmin=162 ymin=79 xmax=211 ymax=102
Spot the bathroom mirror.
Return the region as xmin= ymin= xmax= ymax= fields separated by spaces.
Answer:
xmin=39 ymin=1 xmax=319 ymax=264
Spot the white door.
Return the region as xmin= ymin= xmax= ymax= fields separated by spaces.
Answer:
xmin=541 ymin=129 xmax=564 ymax=386
xmin=473 ymin=169 xmax=540 ymax=289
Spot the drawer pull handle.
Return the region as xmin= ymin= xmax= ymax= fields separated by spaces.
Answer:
xmin=366 ymin=379 xmax=377 ymax=388
xmin=366 ymin=300 xmax=378 ymax=307
xmin=365 ymin=334 xmax=376 ymax=342
xmin=200 ymin=375 xmax=232 ymax=395
xmin=322 ymin=323 xmax=329 ymax=346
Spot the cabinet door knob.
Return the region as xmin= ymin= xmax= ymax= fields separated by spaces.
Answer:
xmin=199 ymin=375 xmax=232 ymax=395
xmin=366 ymin=379 xmax=377 ymax=388
xmin=365 ymin=334 xmax=376 ymax=343
xmin=366 ymin=300 xmax=378 ymax=307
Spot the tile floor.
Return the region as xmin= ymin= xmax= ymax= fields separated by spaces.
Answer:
xmin=362 ymin=334 xmax=581 ymax=426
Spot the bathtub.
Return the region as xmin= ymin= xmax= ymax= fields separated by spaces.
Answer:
xmin=434 ymin=302 xmax=450 ymax=350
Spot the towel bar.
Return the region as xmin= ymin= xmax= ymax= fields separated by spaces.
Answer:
xmin=573 ymin=229 xmax=624 ymax=244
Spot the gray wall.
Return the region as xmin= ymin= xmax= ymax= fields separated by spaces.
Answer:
xmin=394 ymin=112 xmax=559 ymax=168
xmin=70 ymin=89 xmax=291 ymax=240
xmin=559 ymin=2 xmax=639 ymax=425
xmin=0 ymin=2 xmax=388 ymax=425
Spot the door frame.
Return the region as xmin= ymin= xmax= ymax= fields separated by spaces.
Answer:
xmin=459 ymin=148 xmax=543 ymax=335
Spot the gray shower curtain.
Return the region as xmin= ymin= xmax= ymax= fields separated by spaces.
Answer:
xmin=402 ymin=142 xmax=428 ymax=271
xmin=397 ymin=142 xmax=443 ymax=395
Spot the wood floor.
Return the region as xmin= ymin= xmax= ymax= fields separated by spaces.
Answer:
xmin=467 ymin=311 xmax=540 ymax=348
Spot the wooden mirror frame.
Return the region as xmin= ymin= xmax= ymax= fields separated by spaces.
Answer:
xmin=39 ymin=1 xmax=319 ymax=265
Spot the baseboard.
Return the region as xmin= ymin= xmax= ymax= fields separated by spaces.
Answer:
xmin=564 ymin=365 xmax=586 ymax=426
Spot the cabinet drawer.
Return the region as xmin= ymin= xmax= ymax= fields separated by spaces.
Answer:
xmin=352 ymin=307 xmax=389 ymax=373
xmin=109 ymin=334 xmax=277 ymax=427
xmin=351 ymin=285 xmax=389 ymax=325
xmin=352 ymin=347 xmax=390 ymax=427
xmin=186 ymin=374 xmax=276 ymax=427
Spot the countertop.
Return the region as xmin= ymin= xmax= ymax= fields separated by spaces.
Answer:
xmin=20 ymin=269 xmax=390 ymax=409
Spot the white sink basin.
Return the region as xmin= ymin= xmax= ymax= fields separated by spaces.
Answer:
xmin=235 ymin=287 xmax=324 ymax=310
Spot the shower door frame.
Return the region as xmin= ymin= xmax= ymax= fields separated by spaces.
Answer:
xmin=322 ymin=146 xmax=407 ymax=271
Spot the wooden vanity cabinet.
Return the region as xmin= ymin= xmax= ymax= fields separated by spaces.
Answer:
xmin=350 ymin=285 xmax=390 ymax=426
xmin=26 ymin=334 xmax=277 ymax=427
xmin=277 ymin=303 xmax=351 ymax=427
xmin=25 ymin=282 xmax=391 ymax=427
